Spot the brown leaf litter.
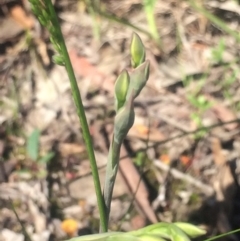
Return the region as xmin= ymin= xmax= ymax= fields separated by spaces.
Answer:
xmin=1 ymin=0 xmax=240 ymax=239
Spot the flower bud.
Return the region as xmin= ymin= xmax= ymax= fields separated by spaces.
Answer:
xmin=38 ymin=15 xmax=47 ymax=26
xmin=50 ymin=36 xmax=61 ymax=52
xmin=131 ymin=33 xmax=146 ymax=68
xmin=114 ymin=70 xmax=130 ymax=111
xmin=52 ymin=54 xmax=65 ymax=66
xmin=114 ymin=94 xmax=135 ymax=144
xmin=31 ymin=5 xmax=41 ymax=19
xmin=41 ymin=9 xmax=49 ymax=23
xmin=127 ymin=60 xmax=150 ymax=100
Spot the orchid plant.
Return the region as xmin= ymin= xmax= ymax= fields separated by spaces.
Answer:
xmin=27 ymin=0 xmax=206 ymax=240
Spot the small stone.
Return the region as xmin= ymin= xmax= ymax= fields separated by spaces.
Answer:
xmin=63 ymin=205 xmax=83 ymax=218
xmin=1 ymin=229 xmax=24 ymax=241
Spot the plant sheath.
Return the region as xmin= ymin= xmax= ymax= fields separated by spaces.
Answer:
xmin=103 ymin=92 xmax=135 ymax=227
xmin=103 ymin=137 xmax=121 ymax=225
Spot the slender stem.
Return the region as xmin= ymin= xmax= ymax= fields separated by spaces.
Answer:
xmin=46 ymin=1 xmax=108 ymax=232
xmin=85 ymin=0 xmax=101 ymax=40
xmin=204 ymin=228 xmax=240 ymax=241
xmin=91 ymin=3 xmax=152 ymax=39
xmin=11 ymin=200 xmax=32 ymax=241
xmin=103 ymin=137 xmax=121 ymax=226
xmin=143 ymin=0 xmax=161 ymax=47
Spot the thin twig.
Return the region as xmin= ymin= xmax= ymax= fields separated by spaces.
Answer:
xmin=10 ymin=199 xmax=32 ymax=241
xmin=138 ymin=119 xmax=240 ymax=152
xmin=153 ymin=160 xmax=214 ymax=195
xmin=91 ymin=3 xmax=152 ymax=38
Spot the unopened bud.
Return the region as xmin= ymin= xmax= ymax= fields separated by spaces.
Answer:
xmin=114 ymin=70 xmax=130 ymax=111
xmin=52 ymin=54 xmax=65 ymax=66
xmin=131 ymin=33 xmax=146 ymax=68
xmin=127 ymin=60 xmax=150 ymax=100
xmin=114 ymin=94 xmax=135 ymax=144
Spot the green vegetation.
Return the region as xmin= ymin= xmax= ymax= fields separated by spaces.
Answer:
xmin=143 ymin=0 xmax=161 ymax=46
xmin=25 ymin=0 xmax=206 ymax=240
xmin=7 ymin=0 xmax=239 ymax=240
xmin=25 ymin=129 xmax=54 ymax=177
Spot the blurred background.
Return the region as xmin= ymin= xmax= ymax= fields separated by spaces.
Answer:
xmin=1 ymin=0 xmax=240 ymax=240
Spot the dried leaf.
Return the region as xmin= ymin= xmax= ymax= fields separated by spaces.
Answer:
xmin=180 ymin=155 xmax=192 ymax=167
xmin=58 ymin=143 xmax=85 ymax=157
xmin=212 ymin=102 xmax=238 ymax=131
xmin=134 ymin=124 xmax=150 ymax=135
xmin=10 ymin=5 xmax=34 ymax=29
xmin=211 ymin=138 xmax=237 ymax=237
xmin=128 ymin=125 xmax=165 ymax=142
xmin=119 ymin=146 xmax=158 ymax=223
xmin=159 ymin=154 xmax=171 ymax=165
xmin=69 ymin=49 xmax=113 ymax=92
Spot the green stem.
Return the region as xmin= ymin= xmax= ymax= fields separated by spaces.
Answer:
xmin=204 ymin=228 xmax=240 ymax=241
xmin=91 ymin=3 xmax=152 ymax=39
xmin=85 ymin=0 xmax=101 ymax=40
xmin=143 ymin=0 xmax=161 ymax=47
xmin=103 ymin=137 xmax=121 ymax=226
xmin=11 ymin=200 xmax=32 ymax=241
xmin=46 ymin=1 xmax=108 ymax=232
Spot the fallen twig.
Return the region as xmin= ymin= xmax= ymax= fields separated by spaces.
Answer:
xmin=153 ymin=160 xmax=214 ymax=196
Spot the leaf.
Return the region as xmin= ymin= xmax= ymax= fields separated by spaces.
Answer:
xmin=38 ymin=151 xmax=55 ymax=163
xmin=119 ymin=146 xmax=158 ymax=223
xmin=169 ymin=224 xmax=191 ymax=241
xmin=26 ymin=129 xmax=40 ymax=161
xmin=135 ymin=234 xmax=165 ymax=241
xmin=134 ymin=124 xmax=149 ymax=135
xmin=174 ymin=222 xmax=206 ymax=238
xmin=67 ymin=232 xmax=124 ymax=241
xmin=68 ymin=232 xmax=159 ymax=241
xmin=10 ymin=5 xmax=34 ymax=29
xmin=160 ymin=154 xmax=171 ymax=165
xmin=107 ymin=234 xmax=142 ymax=241
xmin=69 ymin=50 xmax=114 ymax=92
xmin=179 ymin=155 xmax=192 ymax=167
xmin=211 ymin=100 xmax=238 ymax=131
xmin=66 ymin=222 xmax=205 ymax=241
xmin=133 ymin=222 xmax=171 ymax=237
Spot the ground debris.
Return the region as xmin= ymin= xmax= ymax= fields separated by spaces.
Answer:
xmin=1 ymin=0 xmax=240 ymax=239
